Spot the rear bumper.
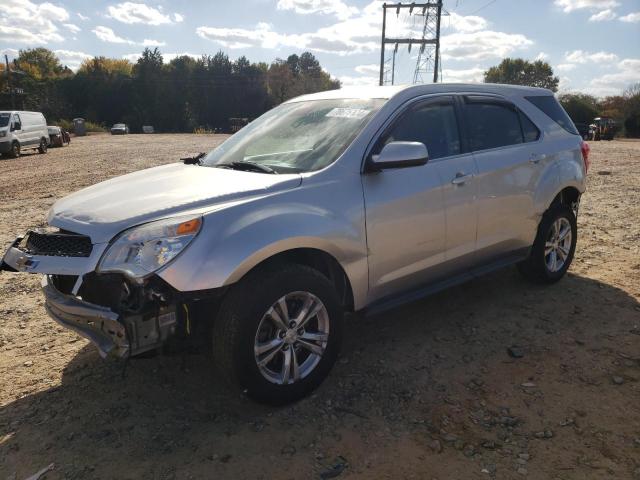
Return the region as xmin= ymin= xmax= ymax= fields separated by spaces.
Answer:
xmin=42 ymin=275 xmax=130 ymax=358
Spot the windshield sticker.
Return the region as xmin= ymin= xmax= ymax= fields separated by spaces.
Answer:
xmin=326 ymin=108 xmax=370 ymax=119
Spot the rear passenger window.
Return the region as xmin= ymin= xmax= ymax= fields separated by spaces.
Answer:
xmin=380 ymin=101 xmax=460 ymax=160
xmin=525 ymin=95 xmax=578 ymax=135
xmin=466 ymin=102 xmax=522 ymax=151
xmin=519 ymin=111 xmax=540 ymax=142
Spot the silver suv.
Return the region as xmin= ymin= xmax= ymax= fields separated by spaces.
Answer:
xmin=1 ymin=84 xmax=588 ymax=404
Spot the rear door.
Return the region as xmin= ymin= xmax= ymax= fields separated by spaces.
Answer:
xmin=362 ymin=95 xmax=477 ymax=303
xmin=463 ymin=95 xmax=543 ymax=261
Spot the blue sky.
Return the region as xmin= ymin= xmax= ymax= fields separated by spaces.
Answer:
xmin=1 ymin=0 xmax=639 ymax=96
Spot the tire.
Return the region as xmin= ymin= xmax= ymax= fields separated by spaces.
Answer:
xmin=213 ymin=264 xmax=343 ymax=405
xmin=518 ymin=204 xmax=577 ymax=283
xmin=38 ymin=138 xmax=48 ymax=154
xmin=9 ymin=141 xmax=20 ymax=158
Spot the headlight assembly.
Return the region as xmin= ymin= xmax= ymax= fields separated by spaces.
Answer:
xmin=98 ymin=216 xmax=202 ymax=278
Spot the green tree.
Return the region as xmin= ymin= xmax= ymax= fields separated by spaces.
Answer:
xmin=558 ymin=93 xmax=599 ymax=125
xmin=484 ymin=58 xmax=559 ymax=92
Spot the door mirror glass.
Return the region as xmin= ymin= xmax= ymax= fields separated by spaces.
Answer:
xmin=370 ymin=141 xmax=429 ymax=170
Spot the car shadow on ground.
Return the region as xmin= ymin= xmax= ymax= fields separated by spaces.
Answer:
xmin=1 ymin=269 xmax=639 ymax=478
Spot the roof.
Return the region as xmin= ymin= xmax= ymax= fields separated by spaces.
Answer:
xmin=287 ymin=83 xmax=552 ymax=103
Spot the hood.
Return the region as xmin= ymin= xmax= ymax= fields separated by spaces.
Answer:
xmin=48 ymin=163 xmax=302 ymax=243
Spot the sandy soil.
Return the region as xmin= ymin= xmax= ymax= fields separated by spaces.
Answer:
xmin=0 ymin=135 xmax=639 ymax=480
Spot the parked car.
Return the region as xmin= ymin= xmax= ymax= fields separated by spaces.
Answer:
xmin=110 ymin=123 xmax=129 ymax=135
xmin=574 ymin=122 xmax=590 ymax=140
xmin=48 ymin=125 xmax=70 ymax=147
xmin=0 ymin=110 xmax=49 ymax=157
xmin=1 ymin=84 xmax=588 ymax=404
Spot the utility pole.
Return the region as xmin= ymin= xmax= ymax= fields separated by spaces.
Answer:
xmin=5 ymin=54 xmax=14 ymax=109
xmin=379 ymin=2 xmax=445 ymax=86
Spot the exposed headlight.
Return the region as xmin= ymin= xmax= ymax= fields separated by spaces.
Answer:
xmin=0 ymin=131 xmax=7 ymax=138
xmin=98 ymin=216 xmax=202 ymax=278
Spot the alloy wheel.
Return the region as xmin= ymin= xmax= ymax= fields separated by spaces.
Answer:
xmin=545 ymin=217 xmax=572 ymax=273
xmin=254 ymin=291 xmax=329 ymax=385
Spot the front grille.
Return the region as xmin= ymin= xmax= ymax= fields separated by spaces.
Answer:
xmin=24 ymin=230 xmax=93 ymax=257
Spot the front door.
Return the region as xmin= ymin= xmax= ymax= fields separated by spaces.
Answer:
xmin=362 ymin=95 xmax=477 ymax=303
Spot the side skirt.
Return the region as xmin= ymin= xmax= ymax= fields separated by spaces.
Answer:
xmin=362 ymin=248 xmax=530 ymax=317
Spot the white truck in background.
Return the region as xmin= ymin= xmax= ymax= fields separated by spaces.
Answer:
xmin=0 ymin=111 xmax=50 ymax=158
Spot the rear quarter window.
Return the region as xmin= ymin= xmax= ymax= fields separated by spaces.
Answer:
xmin=525 ymin=95 xmax=578 ymax=135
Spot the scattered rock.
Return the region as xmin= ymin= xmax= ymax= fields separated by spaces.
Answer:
xmin=463 ymin=444 xmax=476 ymax=457
xmin=320 ymin=456 xmax=348 ymax=479
xmin=518 ymin=453 xmax=530 ymax=461
xmin=517 ymin=467 xmax=528 ymax=475
xmin=23 ymin=360 xmax=33 ymax=367
xmin=281 ymin=445 xmax=296 ymax=456
xmin=612 ymin=376 xmax=624 ymax=385
xmin=597 ymin=170 xmax=612 ymax=175
xmin=508 ymin=346 xmax=524 ymax=358
xmin=429 ymin=440 xmax=443 ymax=453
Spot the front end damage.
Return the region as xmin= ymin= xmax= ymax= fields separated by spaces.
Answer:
xmin=2 ymin=228 xmax=220 ymax=359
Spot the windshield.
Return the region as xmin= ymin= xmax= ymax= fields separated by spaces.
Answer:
xmin=201 ymin=99 xmax=385 ymax=173
xmin=0 ymin=113 xmax=9 ymax=128
xmin=113 ymin=123 xmax=125 ymax=128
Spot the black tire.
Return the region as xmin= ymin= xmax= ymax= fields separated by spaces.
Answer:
xmin=213 ymin=264 xmax=343 ymax=405
xmin=518 ymin=204 xmax=577 ymax=283
xmin=9 ymin=141 xmax=20 ymax=158
xmin=38 ymin=138 xmax=48 ymax=154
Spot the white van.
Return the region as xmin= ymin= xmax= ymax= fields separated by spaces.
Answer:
xmin=0 ymin=111 xmax=50 ymax=158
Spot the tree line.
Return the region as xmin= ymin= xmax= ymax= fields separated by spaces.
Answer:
xmin=484 ymin=58 xmax=640 ymax=137
xmin=0 ymin=47 xmax=340 ymax=133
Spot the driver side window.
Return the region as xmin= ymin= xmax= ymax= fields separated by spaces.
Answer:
xmin=378 ymin=100 xmax=461 ymax=160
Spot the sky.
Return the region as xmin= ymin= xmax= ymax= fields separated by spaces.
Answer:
xmin=1 ymin=0 xmax=639 ymax=97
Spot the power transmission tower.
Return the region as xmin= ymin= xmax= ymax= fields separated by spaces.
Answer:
xmin=379 ymin=1 xmax=444 ymax=86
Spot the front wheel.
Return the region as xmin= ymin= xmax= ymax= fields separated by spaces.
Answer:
xmin=518 ymin=204 xmax=577 ymax=283
xmin=213 ymin=264 xmax=343 ymax=405
xmin=9 ymin=141 xmax=20 ymax=158
xmin=38 ymin=138 xmax=48 ymax=154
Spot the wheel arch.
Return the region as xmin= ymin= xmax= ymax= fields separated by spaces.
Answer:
xmin=232 ymin=246 xmax=355 ymax=312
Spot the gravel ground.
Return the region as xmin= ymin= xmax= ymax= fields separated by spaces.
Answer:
xmin=0 ymin=134 xmax=639 ymax=480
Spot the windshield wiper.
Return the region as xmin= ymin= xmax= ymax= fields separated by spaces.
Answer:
xmin=181 ymin=152 xmax=205 ymax=165
xmin=217 ymin=160 xmax=277 ymax=174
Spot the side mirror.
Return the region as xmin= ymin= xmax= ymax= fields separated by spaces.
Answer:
xmin=11 ymin=123 xmax=21 ymax=131
xmin=369 ymin=141 xmax=429 ymax=171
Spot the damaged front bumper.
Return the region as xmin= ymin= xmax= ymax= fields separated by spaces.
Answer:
xmin=42 ymin=275 xmax=130 ymax=358
xmin=2 ymin=231 xmax=191 ymax=359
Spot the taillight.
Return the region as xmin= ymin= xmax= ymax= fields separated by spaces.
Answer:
xmin=581 ymin=141 xmax=590 ymax=174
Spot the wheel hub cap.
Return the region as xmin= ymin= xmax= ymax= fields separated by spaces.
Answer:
xmin=545 ymin=217 xmax=572 ymax=273
xmin=254 ymin=291 xmax=329 ymax=385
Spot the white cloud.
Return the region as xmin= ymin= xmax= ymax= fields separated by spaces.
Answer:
xmin=122 ymin=53 xmax=142 ymax=63
xmin=123 ymin=52 xmax=201 ymax=64
xmin=442 ymin=31 xmax=533 ymax=61
xmin=0 ymin=0 xmax=69 ymax=44
xmin=556 ymin=63 xmax=577 ymax=72
xmin=63 ymin=23 xmax=81 ymax=33
xmin=142 ymin=38 xmax=166 ymax=47
xmin=77 ymin=13 xmax=89 ymax=21
xmin=107 ymin=2 xmax=173 ymax=25
xmin=338 ymin=75 xmax=378 ymax=87
xmin=277 ymin=0 xmax=358 ymax=20
xmin=54 ymin=49 xmax=92 ymax=70
xmin=619 ymin=12 xmax=640 ymax=22
xmin=588 ymin=58 xmax=640 ymax=96
xmin=354 ymin=64 xmax=379 ymax=75
xmin=565 ymin=50 xmax=619 ymax=64
xmin=589 ymin=9 xmax=616 ymax=21
xmin=173 ymin=13 xmax=184 ymax=22
xmin=92 ymin=25 xmax=135 ymax=44
xmin=447 ymin=12 xmax=488 ymax=32
xmin=554 ymin=0 xmax=619 ymax=13
xmin=442 ymin=66 xmax=485 ymax=83
xmin=535 ymin=52 xmax=549 ymax=61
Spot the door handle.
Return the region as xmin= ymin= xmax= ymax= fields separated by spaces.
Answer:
xmin=529 ymin=153 xmax=546 ymax=164
xmin=451 ymin=172 xmax=472 ymax=185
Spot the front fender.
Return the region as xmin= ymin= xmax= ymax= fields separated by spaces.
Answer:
xmin=157 ymin=175 xmax=368 ymax=309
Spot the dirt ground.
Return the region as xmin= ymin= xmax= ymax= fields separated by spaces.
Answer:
xmin=0 ymin=134 xmax=639 ymax=480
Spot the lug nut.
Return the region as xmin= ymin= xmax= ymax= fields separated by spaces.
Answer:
xmin=297 ymin=328 xmax=304 ymax=335
xmin=279 ymin=331 xmax=286 ymax=339
xmin=289 ymin=321 xmax=296 ymax=328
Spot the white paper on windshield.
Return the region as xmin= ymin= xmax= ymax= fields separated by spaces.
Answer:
xmin=326 ymin=108 xmax=370 ymax=119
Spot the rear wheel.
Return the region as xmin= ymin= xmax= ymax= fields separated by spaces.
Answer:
xmin=38 ymin=138 xmax=48 ymax=154
xmin=9 ymin=141 xmax=20 ymax=158
xmin=518 ymin=204 xmax=577 ymax=283
xmin=213 ymin=264 xmax=343 ymax=405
